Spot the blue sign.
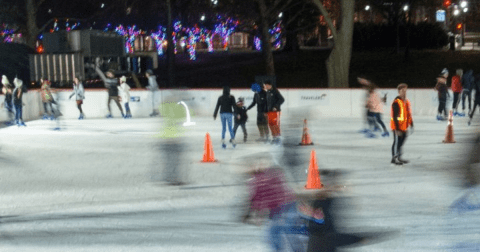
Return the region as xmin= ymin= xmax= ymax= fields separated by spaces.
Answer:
xmin=437 ymin=10 xmax=446 ymax=22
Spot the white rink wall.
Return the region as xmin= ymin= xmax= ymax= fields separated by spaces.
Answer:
xmin=0 ymin=88 xmax=457 ymax=121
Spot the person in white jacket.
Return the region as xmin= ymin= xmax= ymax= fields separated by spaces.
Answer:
xmin=69 ymin=76 xmax=85 ymax=120
xmin=118 ymin=76 xmax=132 ymax=118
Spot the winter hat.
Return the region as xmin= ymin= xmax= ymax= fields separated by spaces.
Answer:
xmin=146 ymin=69 xmax=154 ymax=75
xmin=251 ymin=83 xmax=261 ymax=93
xmin=237 ymin=97 xmax=244 ymax=104
xmin=120 ymin=76 xmax=127 ymax=83
xmin=14 ymin=78 xmax=22 ymax=88
xmin=440 ymin=68 xmax=449 ymax=76
xmin=2 ymin=75 xmax=10 ymax=85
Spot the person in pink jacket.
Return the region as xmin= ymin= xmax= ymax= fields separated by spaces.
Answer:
xmin=366 ymin=84 xmax=389 ymax=138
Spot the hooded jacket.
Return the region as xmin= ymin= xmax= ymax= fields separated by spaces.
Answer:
xmin=213 ymin=86 xmax=236 ymax=117
xmin=266 ymin=87 xmax=284 ymax=112
xmin=462 ymin=70 xmax=474 ymax=91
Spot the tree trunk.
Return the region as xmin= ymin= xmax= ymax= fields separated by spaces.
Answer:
xmin=25 ymin=0 xmax=39 ymax=49
xmin=326 ymin=0 xmax=354 ymax=88
xmin=257 ymin=0 xmax=275 ymax=76
xmin=166 ymin=0 xmax=175 ymax=88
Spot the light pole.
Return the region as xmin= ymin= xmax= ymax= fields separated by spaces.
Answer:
xmin=365 ymin=5 xmax=372 ymax=23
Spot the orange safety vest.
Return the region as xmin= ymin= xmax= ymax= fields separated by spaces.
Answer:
xmin=390 ymin=98 xmax=412 ymax=131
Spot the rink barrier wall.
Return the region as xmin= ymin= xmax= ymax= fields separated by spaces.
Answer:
xmin=0 ymin=88 xmax=458 ymax=122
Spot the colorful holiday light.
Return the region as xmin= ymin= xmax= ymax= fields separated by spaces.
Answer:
xmin=13 ymin=16 xmax=276 ymax=58
xmin=254 ymin=36 xmax=261 ymax=51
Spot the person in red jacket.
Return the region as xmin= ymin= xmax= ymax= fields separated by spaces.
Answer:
xmin=451 ymin=69 xmax=463 ymax=116
xmin=391 ymin=83 xmax=414 ymax=165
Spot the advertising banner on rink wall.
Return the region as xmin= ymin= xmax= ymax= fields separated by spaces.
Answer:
xmin=0 ymin=88 xmax=455 ymax=122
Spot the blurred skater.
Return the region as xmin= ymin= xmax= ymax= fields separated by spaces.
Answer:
xmin=391 ymin=83 xmax=414 ymax=165
xmin=233 ymin=97 xmax=248 ymax=142
xmin=241 ymin=162 xmax=306 ymax=252
xmin=91 ymin=65 xmax=125 ymax=118
xmin=247 ymin=83 xmax=270 ymax=142
xmin=1 ymin=75 xmax=14 ymax=125
xmin=468 ymin=73 xmax=480 ymax=126
xmin=451 ymin=69 xmax=463 ymax=116
xmin=13 ymin=78 xmax=25 ymax=126
xmin=357 ymin=77 xmax=375 ymax=135
xmin=264 ymin=81 xmax=284 ymax=145
xmin=366 ymin=83 xmax=389 ymax=138
xmin=41 ymin=79 xmax=59 ymax=120
xmin=146 ymin=69 xmax=159 ymax=117
xmin=213 ymin=86 xmax=236 ymax=148
xmin=461 ymin=69 xmax=474 ymax=116
xmin=118 ymin=76 xmax=132 ymax=118
xmin=155 ymin=102 xmax=188 ymax=186
xmin=435 ymin=68 xmax=450 ymax=121
xmin=69 ymin=76 xmax=85 ymax=120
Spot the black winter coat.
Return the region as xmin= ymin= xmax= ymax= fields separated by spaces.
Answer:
xmin=266 ymin=88 xmax=284 ymax=112
xmin=234 ymin=105 xmax=248 ymax=124
xmin=247 ymin=90 xmax=268 ymax=113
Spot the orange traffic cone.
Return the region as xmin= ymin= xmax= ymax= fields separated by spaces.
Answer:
xmin=443 ymin=110 xmax=456 ymax=144
xmin=202 ymin=133 xmax=216 ymax=162
xmin=299 ymin=119 xmax=314 ymax=145
xmin=305 ymin=149 xmax=323 ymax=189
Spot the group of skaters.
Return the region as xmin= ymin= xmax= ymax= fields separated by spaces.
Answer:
xmin=213 ymin=80 xmax=284 ymax=148
xmin=1 ymin=75 xmax=26 ymax=126
xmin=434 ymin=67 xmax=480 ymax=125
xmin=0 ymin=66 xmax=160 ymax=126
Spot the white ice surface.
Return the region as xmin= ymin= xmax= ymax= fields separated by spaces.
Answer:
xmin=0 ymin=114 xmax=479 ymax=251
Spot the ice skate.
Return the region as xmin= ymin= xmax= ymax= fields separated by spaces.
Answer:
xmin=381 ymin=131 xmax=390 ymax=137
xmin=398 ymin=156 xmax=409 ymax=164
xmin=231 ymin=139 xmax=236 ymax=148
xmin=391 ymin=156 xmax=403 ymax=165
xmin=106 ymin=114 xmax=113 ymax=118
xmin=222 ymin=139 xmax=226 ymax=149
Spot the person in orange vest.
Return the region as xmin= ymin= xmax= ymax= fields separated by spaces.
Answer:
xmin=451 ymin=69 xmax=463 ymax=116
xmin=391 ymin=83 xmax=414 ymax=165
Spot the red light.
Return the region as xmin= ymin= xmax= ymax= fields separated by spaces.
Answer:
xmin=444 ymin=0 xmax=451 ymax=7
xmin=457 ymin=23 xmax=463 ymax=30
xmin=36 ymin=45 xmax=44 ymax=54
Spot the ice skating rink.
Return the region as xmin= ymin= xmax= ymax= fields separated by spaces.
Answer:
xmin=0 ymin=114 xmax=479 ymax=251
